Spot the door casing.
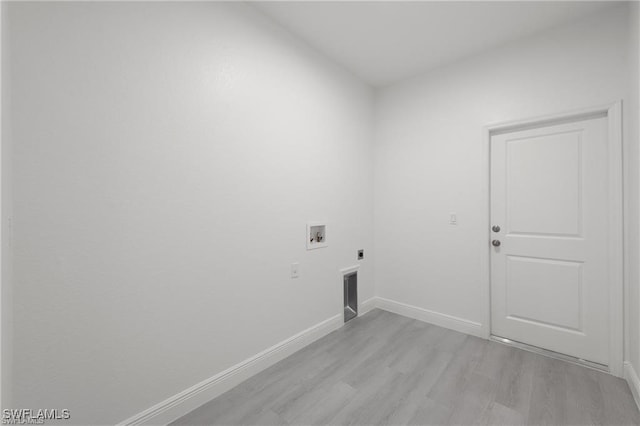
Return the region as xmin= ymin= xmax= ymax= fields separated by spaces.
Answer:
xmin=480 ymin=102 xmax=623 ymax=377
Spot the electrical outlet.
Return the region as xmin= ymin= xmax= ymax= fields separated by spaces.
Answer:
xmin=450 ymin=213 xmax=457 ymax=225
xmin=291 ymin=263 xmax=300 ymax=279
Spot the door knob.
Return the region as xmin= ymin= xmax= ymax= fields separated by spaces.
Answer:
xmin=492 ymin=239 xmax=501 ymax=247
xmin=492 ymin=225 xmax=501 ymax=232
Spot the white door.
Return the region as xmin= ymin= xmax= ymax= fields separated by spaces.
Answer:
xmin=490 ymin=114 xmax=609 ymax=366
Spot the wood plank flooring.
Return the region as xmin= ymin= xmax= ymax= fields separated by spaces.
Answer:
xmin=171 ymin=309 xmax=640 ymax=425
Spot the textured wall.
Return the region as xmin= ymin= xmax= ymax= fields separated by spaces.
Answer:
xmin=374 ymin=6 xmax=629 ymax=336
xmin=6 ymin=3 xmax=374 ymax=423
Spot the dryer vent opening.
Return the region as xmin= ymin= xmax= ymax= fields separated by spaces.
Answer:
xmin=343 ymin=272 xmax=357 ymax=323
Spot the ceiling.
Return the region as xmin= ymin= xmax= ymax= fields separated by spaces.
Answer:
xmin=251 ymin=1 xmax=621 ymax=87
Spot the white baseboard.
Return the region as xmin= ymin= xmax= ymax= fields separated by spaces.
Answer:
xmin=118 ymin=314 xmax=343 ymax=426
xmin=375 ymin=297 xmax=484 ymax=338
xmin=624 ymin=361 xmax=640 ymax=411
xmin=359 ymin=297 xmax=377 ymax=316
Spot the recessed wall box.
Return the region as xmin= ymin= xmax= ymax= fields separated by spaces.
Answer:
xmin=344 ymin=272 xmax=358 ymax=323
xmin=306 ymin=222 xmax=327 ymax=250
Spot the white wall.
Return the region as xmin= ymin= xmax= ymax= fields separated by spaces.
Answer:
xmin=1 ymin=0 xmax=12 ymax=410
xmin=5 ymin=2 xmax=373 ymax=424
xmin=628 ymin=1 xmax=640 ymax=379
xmin=374 ymin=6 xmax=629 ymax=334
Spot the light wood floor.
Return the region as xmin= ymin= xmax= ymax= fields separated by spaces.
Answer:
xmin=172 ymin=309 xmax=640 ymax=425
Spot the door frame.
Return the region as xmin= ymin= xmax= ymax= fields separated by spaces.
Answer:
xmin=480 ymin=101 xmax=624 ymax=377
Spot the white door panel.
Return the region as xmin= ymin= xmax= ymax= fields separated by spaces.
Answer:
xmin=506 ymin=256 xmax=582 ymax=332
xmin=490 ymin=115 xmax=609 ymax=366
xmin=506 ymin=131 xmax=582 ymax=236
